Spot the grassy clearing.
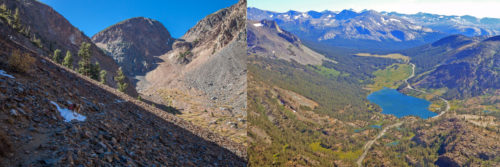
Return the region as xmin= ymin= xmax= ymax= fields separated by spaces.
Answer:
xmin=367 ymin=63 xmax=412 ymax=91
xmin=308 ymin=65 xmax=341 ymax=78
xmin=354 ymin=53 xmax=410 ymax=63
xmin=334 ymin=150 xmax=363 ymax=162
xmin=309 ymin=142 xmax=334 ymax=154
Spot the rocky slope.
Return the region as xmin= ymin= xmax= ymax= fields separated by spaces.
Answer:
xmin=92 ymin=17 xmax=174 ymax=86
xmin=0 ymin=0 xmax=137 ymax=96
xmin=247 ymin=20 xmax=329 ymax=65
xmin=411 ymin=35 xmax=500 ymax=99
xmin=412 ymin=117 xmax=499 ymax=166
xmin=248 ymin=8 xmax=445 ymax=50
xmin=0 ymin=26 xmax=246 ymax=166
xmin=136 ymin=0 xmax=247 ymax=144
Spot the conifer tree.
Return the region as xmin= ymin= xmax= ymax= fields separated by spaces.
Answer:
xmin=52 ymin=49 xmax=62 ymax=63
xmin=99 ymin=70 xmax=107 ymax=84
xmin=62 ymin=50 xmax=73 ymax=68
xmin=90 ymin=62 xmax=100 ymax=80
xmin=77 ymin=42 xmax=91 ymax=76
xmin=114 ymin=67 xmax=127 ymax=92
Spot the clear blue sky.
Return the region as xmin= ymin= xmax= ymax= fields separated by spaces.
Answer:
xmin=249 ymin=0 xmax=500 ymax=18
xmin=40 ymin=0 xmax=238 ymax=38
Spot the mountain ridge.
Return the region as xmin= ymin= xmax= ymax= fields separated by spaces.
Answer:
xmin=0 ymin=0 xmax=137 ymax=96
xmin=92 ymin=17 xmax=174 ymax=86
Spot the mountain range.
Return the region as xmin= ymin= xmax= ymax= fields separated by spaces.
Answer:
xmin=248 ymin=7 xmax=500 ymax=51
xmin=385 ymin=12 xmax=500 ymax=36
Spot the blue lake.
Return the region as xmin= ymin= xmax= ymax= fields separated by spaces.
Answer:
xmin=370 ymin=125 xmax=382 ymax=129
xmin=367 ymin=87 xmax=437 ymax=119
xmin=386 ymin=141 xmax=399 ymax=146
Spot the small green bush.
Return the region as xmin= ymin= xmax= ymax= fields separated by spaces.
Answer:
xmin=8 ymin=49 xmax=35 ymax=73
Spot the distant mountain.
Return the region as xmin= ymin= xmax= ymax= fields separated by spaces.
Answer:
xmin=248 ymin=8 xmax=446 ymax=51
xmin=92 ymin=17 xmax=174 ymax=82
xmin=401 ymin=34 xmax=479 ymax=74
xmin=0 ymin=0 xmax=137 ymax=96
xmin=409 ymin=35 xmax=500 ymax=99
xmin=385 ymin=12 xmax=500 ymax=36
xmin=247 ymin=20 xmax=329 ymax=65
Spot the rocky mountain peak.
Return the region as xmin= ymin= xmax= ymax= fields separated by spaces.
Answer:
xmin=92 ymin=17 xmax=174 ymax=79
xmin=182 ymin=0 xmax=245 ymax=47
xmin=259 ymin=20 xmax=281 ymax=31
xmin=336 ymin=9 xmax=359 ymax=20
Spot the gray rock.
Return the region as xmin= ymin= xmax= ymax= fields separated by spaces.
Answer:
xmin=10 ymin=109 xmax=18 ymax=116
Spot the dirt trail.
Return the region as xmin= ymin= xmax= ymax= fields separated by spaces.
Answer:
xmin=356 ymin=122 xmax=403 ymax=166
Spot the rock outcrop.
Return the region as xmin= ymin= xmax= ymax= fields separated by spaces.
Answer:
xmin=412 ymin=118 xmax=499 ymax=167
xmin=92 ymin=17 xmax=174 ymax=84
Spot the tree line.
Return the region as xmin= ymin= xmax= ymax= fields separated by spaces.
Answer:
xmin=52 ymin=42 xmax=127 ymax=92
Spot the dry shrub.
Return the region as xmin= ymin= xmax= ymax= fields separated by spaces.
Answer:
xmin=8 ymin=49 xmax=35 ymax=73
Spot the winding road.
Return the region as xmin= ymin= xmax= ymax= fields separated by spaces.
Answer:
xmin=356 ymin=121 xmax=403 ymax=166
xmin=404 ymin=63 xmax=450 ymax=118
xmin=356 ymin=63 xmax=450 ymax=166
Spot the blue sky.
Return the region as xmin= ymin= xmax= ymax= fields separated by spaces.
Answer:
xmin=249 ymin=0 xmax=500 ymax=18
xmin=40 ymin=0 xmax=238 ymax=38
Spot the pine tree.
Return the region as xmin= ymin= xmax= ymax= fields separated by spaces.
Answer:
xmin=99 ymin=70 xmax=107 ymax=84
xmin=114 ymin=67 xmax=128 ymax=92
xmin=62 ymin=50 xmax=73 ymax=68
xmin=13 ymin=8 xmax=20 ymax=29
xmin=90 ymin=62 xmax=100 ymax=80
xmin=77 ymin=42 xmax=91 ymax=76
xmin=52 ymin=49 xmax=62 ymax=63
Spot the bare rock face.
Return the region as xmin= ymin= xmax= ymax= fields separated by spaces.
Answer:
xmin=182 ymin=0 xmax=247 ymax=114
xmin=92 ymin=17 xmax=174 ymax=79
xmin=181 ymin=0 xmax=246 ymax=53
xmin=0 ymin=0 xmax=137 ymax=96
xmin=138 ymin=0 xmax=247 ymax=144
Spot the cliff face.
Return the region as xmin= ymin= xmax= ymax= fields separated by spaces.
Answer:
xmin=92 ymin=17 xmax=174 ymax=81
xmin=0 ymin=0 xmax=137 ymax=96
xmin=181 ymin=0 xmax=246 ymax=53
